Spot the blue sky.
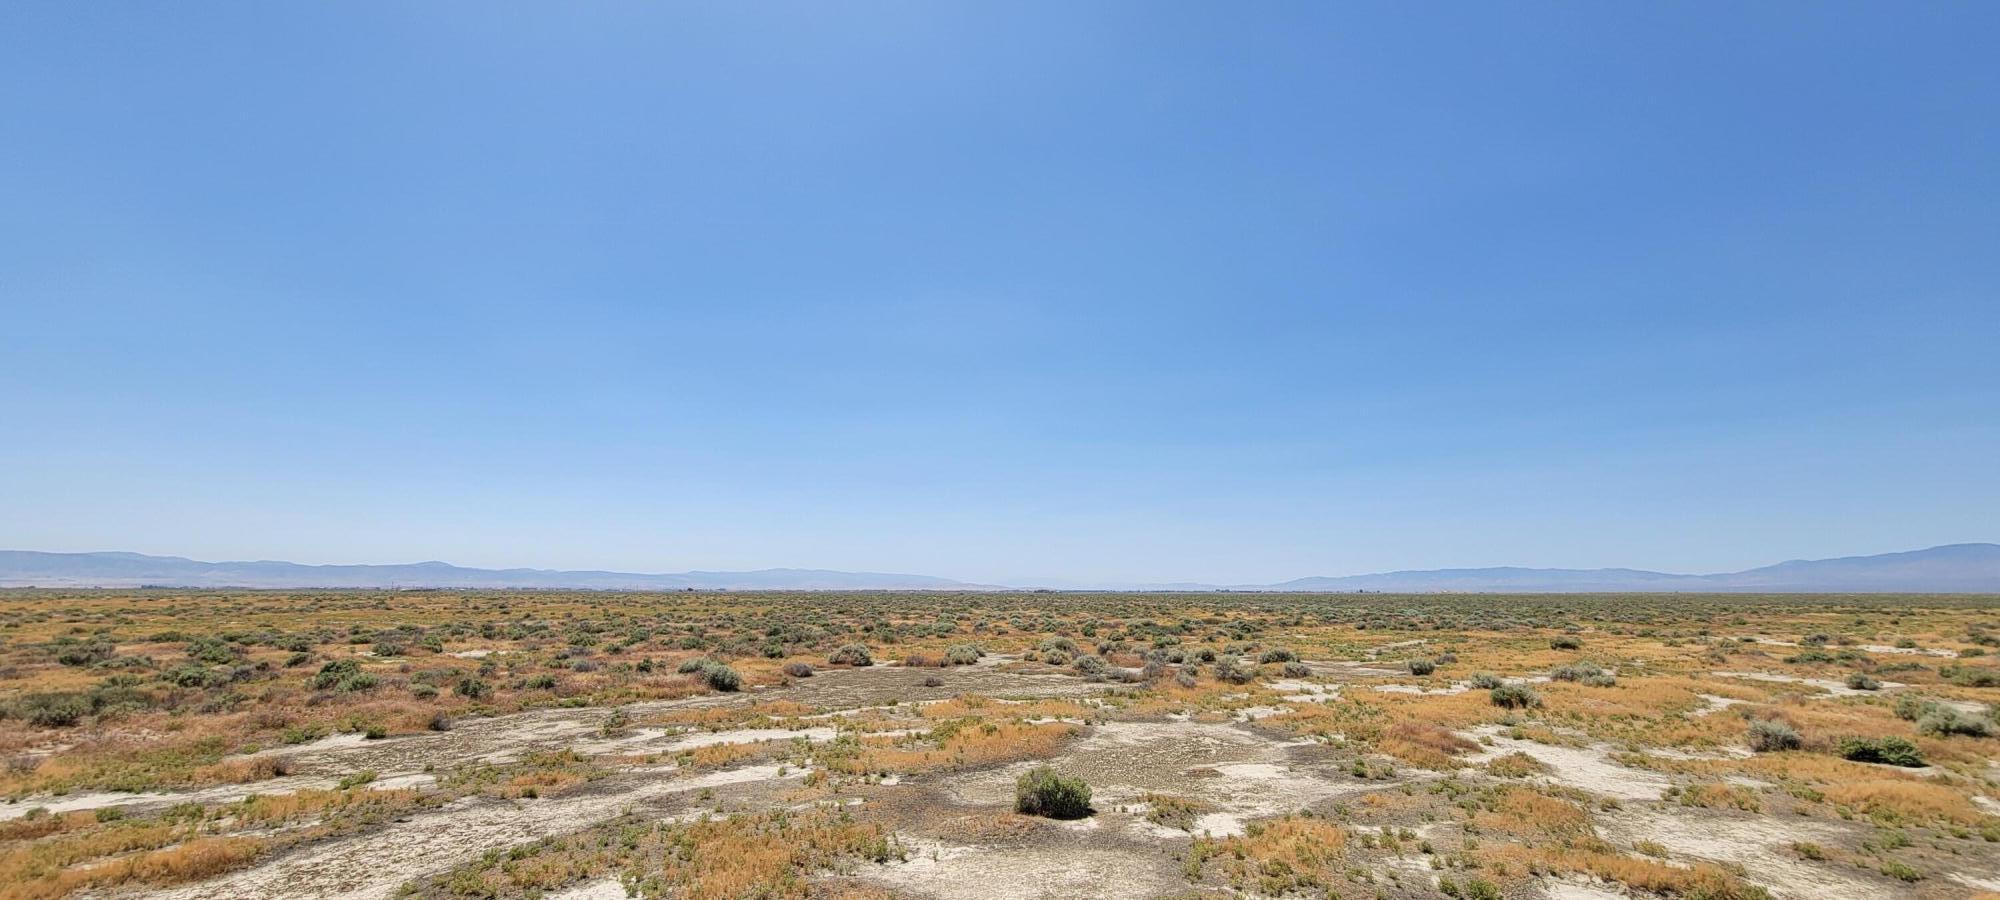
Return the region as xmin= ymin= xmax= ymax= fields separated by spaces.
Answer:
xmin=4 ymin=3 xmax=1996 ymax=586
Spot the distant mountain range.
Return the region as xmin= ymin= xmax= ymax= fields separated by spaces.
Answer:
xmin=2 ymin=544 xmax=1997 ymax=592
xmin=0 ymin=551 xmax=996 ymax=591
xmin=1245 ymin=543 xmax=2000 ymax=593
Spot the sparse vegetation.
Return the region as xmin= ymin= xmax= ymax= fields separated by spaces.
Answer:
xmin=0 ymin=587 xmax=1994 ymax=900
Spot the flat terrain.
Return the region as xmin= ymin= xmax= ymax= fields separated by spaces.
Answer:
xmin=1 ymin=590 xmax=1997 ymax=899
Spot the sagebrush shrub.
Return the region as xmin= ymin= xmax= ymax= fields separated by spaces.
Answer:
xmin=1015 ymin=766 xmax=1091 ymax=819
xmin=829 ymin=644 xmax=874 ymax=666
xmin=1838 ymin=736 xmax=1923 ymax=767
xmin=1489 ymin=683 xmax=1541 ymax=709
xmin=1747 ymin=718 xmax=1801 ymax=752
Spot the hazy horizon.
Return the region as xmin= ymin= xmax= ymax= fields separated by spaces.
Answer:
xmin=6 ymin=4 xmax=1997 ymax=585
xmin=7 ymin=543 xmax=1999 ymax=593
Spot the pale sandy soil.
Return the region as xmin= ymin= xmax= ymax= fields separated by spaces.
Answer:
xmin=1461 ymin=724 xmax=1672 ymax=801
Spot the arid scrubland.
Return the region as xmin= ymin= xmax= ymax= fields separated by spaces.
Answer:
xmin=0 ymin=589 xmax=1996 ymax=899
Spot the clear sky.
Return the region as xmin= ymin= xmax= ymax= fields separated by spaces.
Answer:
xmin=4 ymin=3 xmax=1996 ymax=586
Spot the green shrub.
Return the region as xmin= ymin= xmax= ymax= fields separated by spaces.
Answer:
xmin=945 ymin=644 xmax=982 ymax=666
xmin=312 ymin=659 xmax=362 ymax=691
xmin=700 ymin=663 xmax=741 ymax=691
xmin=1551 ymin=662 xmax=1611 ymax=684
xmin=829 ymin=644 xmax=874 ymax=667
xmin=11 ymin=692 xmax=93 ymax=728
xmin=1257 ymin=647 xmax=1298 ymax=664
xmin=166 ymin=665 xmax=224 ymax=688
xmin=1490 ymin=683 xmax=1542 ymax=709
xmin=1469 ymin=672 xmax=1502 ymax=689
xmin=1879 ymin=860 xmax=1922 ymax=882
xmin=1407 ymin=658 xmax=1436 ymax=676
xmin=1014 ymin=766 xmax=1091 ymax=819
xmin=1747 ymin=719 xmax=1801 ymax=752
xmin=54 ymin=637 xmax=117 ymax=667
xmin=454 ymin=677 xmax=493 ymax=700
xmin=1941 ymin=665 xmax=2000 ymax=688
xmin=1838 ymin=736 xmax=1924 ymax=767
xmin=1549 ymin=636 xmax=1582 ymax=650
xmin=1916 ymin=709 xmax=1991 ymax=738
xmin=1844 ymin=673 xmax=1881 ymax=691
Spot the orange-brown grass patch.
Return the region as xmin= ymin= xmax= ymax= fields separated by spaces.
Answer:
xmin=652 ymin=701 xmax=814 ymax=729
xmin=822 ymin=720 xmax=1075 ymax=775
xmin=499 ymin=769 xmax=591 ymax=798
xmin=424 ymin=808 xmax=897 ymax=900
xmin=1472 ymin=787 xmax=1592 ymax=836
xmin=1352 ymin=688 xmax=1506 ymax=733
xmin=1675 ymin=782 xmax=1762 ymax=812
xmin=1357 ymin=791 xmax=1420 ymax=814
xmin=1506 ymin=723 xmax=1585 ymax=747
xmin=684 ymin=742 xmax=764 ymax=769
xmin=0 ymin=731 xmax=243 ymax=798
xmin=924 ymin=698 xmax=1090 ymax=721
xmin=191 ymin=755 xmax=292 ymax=784
xmin=1379 ymin=720 xmax=1478 ymax=769
xmin=822 ymin=887 xmax=900 ymax=900
xmin=114 ymin=837 xmax=263 ymax=885
xmin=1721 ymin=752 xmax=1909 ymax=784
xmin=233 ymin=787 xmax=425 ymax=825
xmin=1486 ymin=751 xmax=1546 ymax=778
xmin=927 ymin=811 xmax=1046 ymax=843
xmin=1480 ymin=839 xmax=1767 ymax=899
xmin=0 ymin=827 xmax=263 ymax=900
xmin=1822 ymin=779 xmax=1989 ymax=825
xmin=1140 ymin=793 xmax=1213 ymax=831
xmin=0 ymin=811 xmax=99 ymax=843
xmin=1189 ymin=815 xmax=1346 ymax=895
xmin=0 ymin=820 xmax=183 ymax=880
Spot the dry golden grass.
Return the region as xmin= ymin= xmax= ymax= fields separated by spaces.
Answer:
xmin=191 ymin=754 xmax=291 ymax=784
xmin=1482 ymin=840 xmax=1767 ymax=899
xmin=427 ymin=809 xmax=896 ymax=900
xmin=684 ymin=742 xmax=764 ymax=769
xmin=1378 ymin=720 xmax=1478 ymax=768
xmin=1676 ymin=782 xmax=1762 ymax=812
xmin=824 ymin=720 xmax=1075 ymax=775
xmin=919 ymin=697 xmax=1090 ymax=721
xmin=1822 ymin=779 xmax=1988 ymax=825
xmin=234 ymin=787 xmax=426 ymax=824
xmin=0 ymin=832 xmax=263 ymax=900
xmin=1486 ymin=751 xmax=1547 ymax=778
xmin=651 ymin=700 xmax=816 ymax=729
xmin=1473 ymin=787 xmax=1592 ymax=836
xmin=1189 ymin=815 xmax=1346 ymax=895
